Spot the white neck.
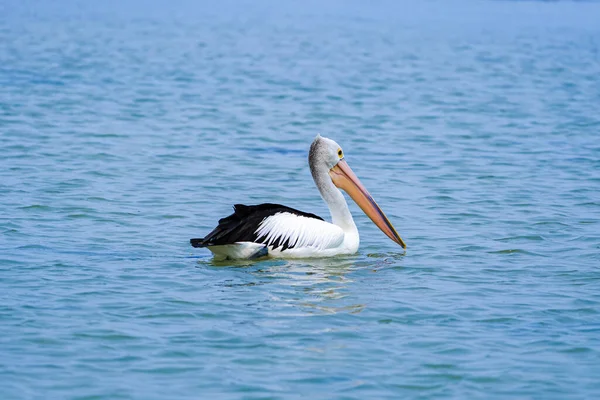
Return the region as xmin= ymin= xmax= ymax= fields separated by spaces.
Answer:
xmin=313 ymin=167 xmax=358 ymax=233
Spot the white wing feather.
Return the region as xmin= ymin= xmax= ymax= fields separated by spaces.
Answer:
xmin=255 ymin=212 xmax=344 ymax=251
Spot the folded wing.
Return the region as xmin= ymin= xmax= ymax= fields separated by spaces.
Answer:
xmin=256 ymin=212 xmax=344 ymax=251
xmin=191 ymin=203 xmax=343 ymax=252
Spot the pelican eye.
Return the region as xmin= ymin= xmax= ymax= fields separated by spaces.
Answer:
xmin=337 ymin=149 xmax=343 ymax=158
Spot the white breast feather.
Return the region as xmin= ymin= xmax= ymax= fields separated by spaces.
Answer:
xmin=255 ymin=213 xmax=344 ymax=251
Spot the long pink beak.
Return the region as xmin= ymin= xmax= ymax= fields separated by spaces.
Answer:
xmin=329 ymin=159 xmax=406 ymax=249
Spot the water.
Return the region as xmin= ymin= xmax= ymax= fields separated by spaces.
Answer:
xmin=1 ymin=0 xmax=600 ymax=398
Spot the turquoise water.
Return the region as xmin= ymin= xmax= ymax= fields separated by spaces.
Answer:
xmin=2 ymin=0 xmax=600 ymax=398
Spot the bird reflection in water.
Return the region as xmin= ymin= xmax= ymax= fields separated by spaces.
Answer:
xmin=199 ymin=251 xmax=404 ymax=315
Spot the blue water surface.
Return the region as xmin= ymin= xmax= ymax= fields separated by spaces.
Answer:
xmin=1 ymin=0 xmax=600 ymax=398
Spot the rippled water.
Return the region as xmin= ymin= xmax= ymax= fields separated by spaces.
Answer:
xmin=2 ymin=0 xmax=600 ymax=398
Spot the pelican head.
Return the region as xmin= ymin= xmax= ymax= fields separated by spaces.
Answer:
xmin=309 ymin=135 xmax=406 ymax=249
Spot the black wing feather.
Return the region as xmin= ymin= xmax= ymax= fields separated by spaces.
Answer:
xmin=190 ymin=203 xmax=324 ymax=248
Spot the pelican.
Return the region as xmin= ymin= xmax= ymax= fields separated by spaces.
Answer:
xmin=190 ymin=135 xmax=405 ymax=260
